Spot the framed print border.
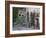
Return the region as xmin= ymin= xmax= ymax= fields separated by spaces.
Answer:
xmin=5 ymin=1 xmax=45 ymax=37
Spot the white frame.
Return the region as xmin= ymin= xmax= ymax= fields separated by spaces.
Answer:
xmin=10 ymin=4 xmax=43 ymax=34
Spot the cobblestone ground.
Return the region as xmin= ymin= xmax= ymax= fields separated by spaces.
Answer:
xmin=13 ymin=23 xmax=40 ymax=31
